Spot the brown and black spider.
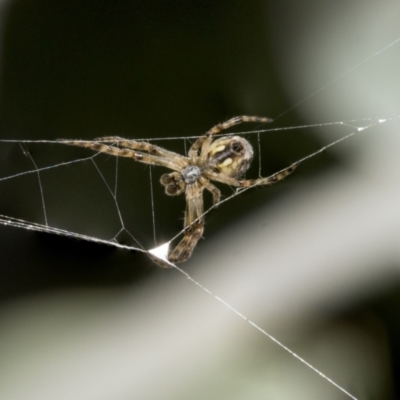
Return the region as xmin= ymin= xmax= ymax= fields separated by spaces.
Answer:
xmin=58 ymin=116 xmax=298 ymax=266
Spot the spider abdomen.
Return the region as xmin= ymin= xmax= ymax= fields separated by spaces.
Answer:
xmin=207 ymin=136 xmax=254 ymax=178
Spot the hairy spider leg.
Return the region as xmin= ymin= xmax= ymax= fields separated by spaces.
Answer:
xmin=188 ymin=115 xmax=273 ymax=161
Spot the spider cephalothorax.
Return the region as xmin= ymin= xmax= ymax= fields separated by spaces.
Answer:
xmin=59 ymin=116 xmax=298 ymax=265
xmin=159 ymin=135 xmax=254 ymax=198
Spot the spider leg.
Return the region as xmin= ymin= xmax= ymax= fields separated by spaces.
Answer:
xmin=57 ymin=139 xmax=184 ymax=171
xmin=199 ymin=176 xmax=221 ymax=205
xmin=94 ymin=136 xmax=188 ymax=167
xmin=206 ymin=162 xmax=299 ymax=188
xmin=204 ymin=115 xmax=273 ymax=137
xmin=168 ymin=182 xmax=204 ymax=264
xmin=189 ymin=116 xmax=272 ymax=159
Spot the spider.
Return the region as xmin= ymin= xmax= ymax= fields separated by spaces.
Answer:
xmin=58 ymin=116 xmax=298 ymax=266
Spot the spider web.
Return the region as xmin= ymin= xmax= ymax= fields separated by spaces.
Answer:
xmin=0 ymin=116 xmax=388 ymax=263
xmin=1 ymin=9 xmax=400 ymax=400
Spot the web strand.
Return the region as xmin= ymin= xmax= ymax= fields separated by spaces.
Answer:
xmin=172 ymin=264 xmax=358 ymax=400
xmin=275 ymin=35 xmax=400 ymax=120
xmin=148 ymin=166 xmax=157 ymax=246
xmin=20 ymin=144 xmax=48 ymax=226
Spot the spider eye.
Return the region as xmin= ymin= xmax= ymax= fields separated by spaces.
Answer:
xmin=232 ymin=142 xmax=243 ymax=153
